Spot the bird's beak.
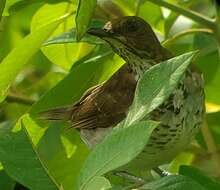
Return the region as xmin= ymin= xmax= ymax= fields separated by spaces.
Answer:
xmin=87 ymin=28 xmax=113 ymax=38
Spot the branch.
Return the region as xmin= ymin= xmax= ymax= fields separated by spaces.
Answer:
xmin=163 ymin=28 xmax=213 ymax=46
xmin=147 ymin=0 xmax=216 ymax=30
xmin=6 ymin=92 xmax=36 ymax=106
xmin=201 ymin=119 xmax=220 ymax=176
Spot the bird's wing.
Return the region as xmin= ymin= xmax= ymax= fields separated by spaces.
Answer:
xmin=71 ymin=65 xmax=137 ymax=129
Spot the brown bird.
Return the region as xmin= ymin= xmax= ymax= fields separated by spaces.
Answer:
xmin=40 ymin=16 xmax=205 ymax=172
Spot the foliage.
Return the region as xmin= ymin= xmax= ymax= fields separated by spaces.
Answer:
xmin=1 ymin=0 xmax=220 ymax=190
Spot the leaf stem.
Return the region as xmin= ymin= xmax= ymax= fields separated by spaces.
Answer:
xmin=147 ymin=0 xmax=216 ymax=30
xmin=163 ymin=28 xmax=213 ymax=47
xmin=113 ymin=171 xmax=146 ymax=184
xmin=6 ymin=92 xmax=36 ymax=105
xmin=201 ymin=119 xmax=220 ymax=176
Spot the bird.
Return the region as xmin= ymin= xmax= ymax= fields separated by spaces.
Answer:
xmin=40 ymin=16 xmax=205 ymax=173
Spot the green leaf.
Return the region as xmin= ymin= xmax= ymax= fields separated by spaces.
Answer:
xmin=164 ymin=12 xmax=179 ymax=37
xmin=23 ymin=115 xmax=89 ymax=190
xmin=76 ymin=0 xmax=97 ymax=40
xmin=44 ymin=28 xmax=104 ymax=46
xmin=140 ymin=175 xmax=206 ymax=190
xmin=0 ymin=0 xmax=5 ymax=21
xmin=179 ymin=165 xmax=220 ymax=190
xmin=124 ymin=51 xmax=196 ymax=126
xmin=2 ymin=0 xmax=21 ymax=16
xmin=31 ymin=2 xmax=93 ymax=70
xmin=82 ymin=176 xmax=111 ymax=190
xmin=0 ymin=120 xmax=59 ymax=190
xmin=77 ymin=121 xmax=158 ymax=190
xmin=0 ymin=170 xmax=15 ymax=190
xmin=193 ymin=34 xmax=220 ymax=105
xmin=138 ymin=1 xmax=164 ymax=33
xmin=0 ymin=13 xmax=69 ymax=103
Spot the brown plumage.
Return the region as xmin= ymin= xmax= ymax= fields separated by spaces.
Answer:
xmin=40 ymin=16 xmax=205 ymax=169
xmin=39 ymin=65 xmax=136 ymax=129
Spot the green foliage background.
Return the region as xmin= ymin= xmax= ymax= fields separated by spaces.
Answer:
xmin=1 ymin=0 xmax=220 ymax=189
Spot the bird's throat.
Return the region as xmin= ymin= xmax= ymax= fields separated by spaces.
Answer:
xmin=125 ymin=54 xmax=156 ymax=80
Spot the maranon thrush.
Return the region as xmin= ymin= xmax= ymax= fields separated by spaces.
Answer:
xmin=40 ymin=16 xmax=205 ymax=171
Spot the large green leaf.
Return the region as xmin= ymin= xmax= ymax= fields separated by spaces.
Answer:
xmin=0 ymin=13 xmax=69 ymax=103
xmin=75 ymin=0 xmax=97 ymax=40
xmin=31 ymin=2 xmax=93 ymax=70
xmin=138 ymin=1 xmax=164 ymax=33
xmin=124 ymin=51 xmax=196 ymax=126
xmin=23 ymin=115 xmax=89 ymax=190
xmin=179 ymin=165 xmax=220 ymax=190
xmin=0 ymin=170 xmax=15 ymax=190
xmin=77 ymin=121 xmax=158 ymax=190
xmin=0 ymin=120 xmax=59 ymax=190
xmin=140 ymin=175 xmax=206 ymax=190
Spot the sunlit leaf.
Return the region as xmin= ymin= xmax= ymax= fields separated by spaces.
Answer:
xmin=0 ymin=14 xmax=68 ymax=103
xmin=31 ymin=2 xmax=93 ymax=70
xmin=206 ymin=102 xmax=220 ymax=113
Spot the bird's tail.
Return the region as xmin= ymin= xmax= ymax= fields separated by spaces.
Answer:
xmin=38 ymin=106 xmax=76 ymax=121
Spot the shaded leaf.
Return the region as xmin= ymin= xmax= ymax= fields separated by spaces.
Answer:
xmin=0 ymin=120 xmax=59 ymax=190
xmin=0 ymin=170 xmax=15 ymax=190
xmin=179 ymin=165 xmax=220 ymax=190
xmin=76 ymin=0 xmax=97 ymax=40
xmin=77 ymin=121 xmax=158 ymax=190
xmin=140 ymin=175 xmax=206 ymax=190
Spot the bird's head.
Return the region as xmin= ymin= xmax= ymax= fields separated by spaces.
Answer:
xmin=87 ymin=16 xmax=172 ymax=62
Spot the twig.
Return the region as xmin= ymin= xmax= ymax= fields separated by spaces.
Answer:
xmin=162 ymin=28 xmax=213 ymax=46
xmin=147 ymin=0 xmax=216 ymax=30
xmin=136 ymin=0 xmax=143 ymax=16
xmin=6 ymin=92 xmax=36 ymax=106
xmin=113 ymin=171 xmax=146 ymax=185
xmin=201 ymin=119 xmax=220 ymax=176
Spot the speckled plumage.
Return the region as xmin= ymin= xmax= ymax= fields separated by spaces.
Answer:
xmin=40 ymin=16 xmax=205 ymax=170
